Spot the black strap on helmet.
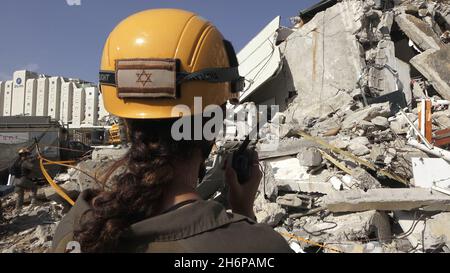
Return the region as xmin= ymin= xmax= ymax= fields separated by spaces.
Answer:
xmin=99 ymin=40 xmax=245 ymax=93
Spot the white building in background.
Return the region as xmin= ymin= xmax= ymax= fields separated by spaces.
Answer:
xmin=36 ymin=77 xmax=50 ymax=116
xmin=12 ymin=70 xmax=38 ymax=116
xmin=0 ymin=81 xmax=4 ymax=115
xmin=84 ymin=86 xmax=99 ymax=126
xmin=0 ymin=70 xmax=108 ymax=128
xmin=3 ymin=81 xmax=13 ymax=116
xmin=72 ymin=86 xmax=85 ymax=128
xmin=60 ymin=82 xmax=74 ymax=124
xmin=48 ymin=77 xmax=63 ymax=120
xmin=24 ymin=79 xmax=38 ymax=116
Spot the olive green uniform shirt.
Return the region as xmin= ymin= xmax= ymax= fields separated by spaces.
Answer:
xmin=52 ymin=191 xmax=292 ymax=253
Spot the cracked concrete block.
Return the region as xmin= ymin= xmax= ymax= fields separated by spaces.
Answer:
xmin=294 ymin=210 xmax=392 ymax=246
xmin=410 ymin=47 xmax=450 ymax=101
xmin=282 ymin=0 xmax=365 ymax=122
xmin=342 ymin=102 xmax=391 ymax=130
xmin=324 ymin=188 xmax=450 ymax=213
xmin=351 ymin=167 xmax=382 ymax=190
xmin=286 ymin=91 xmax=353 ymax=125
xmin=389 ymin=113 xmax=417 ymax=134
xmin=395 ymin=211 xmax=450 ymax=252
xmin=297 ymin=147 xmax=322 ymax=167
xmin=433 ymin=111 xmax=450 ymax=130
xmin=348 ymin=142 xmax=370 ymax=156
xmin=330 ymin=138 xmax=351 ymax=149
xmin=368 ymin=40 xmax=398 ymax=95
xmin=371 ymin=116 xmax=390 ymax=128
xmin=276 ymin=193 xmax=313 ymax=209
xmin=395 ymin=13 xmax=442 ymax=51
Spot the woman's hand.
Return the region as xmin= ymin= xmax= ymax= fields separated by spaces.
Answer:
xmin=224 ymin=151 xmax=262 ymax=220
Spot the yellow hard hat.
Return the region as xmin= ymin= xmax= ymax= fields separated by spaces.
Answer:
xmin=99 ymin=9 xmax=243 ymax=119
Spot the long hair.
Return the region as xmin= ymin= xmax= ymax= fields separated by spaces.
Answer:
xmin=73 ymin=118 xmax=214 ymax=252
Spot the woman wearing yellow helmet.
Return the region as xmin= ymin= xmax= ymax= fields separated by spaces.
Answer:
xmin=52 ymin=8 xmax=291 ymax=253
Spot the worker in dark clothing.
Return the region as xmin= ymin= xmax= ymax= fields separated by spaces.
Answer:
xmin=52 ymin=9 xmax=292 ymax=253
xmin=13 ymin=148 xmax=37 ymax=211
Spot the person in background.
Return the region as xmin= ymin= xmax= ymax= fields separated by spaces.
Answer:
xmin=12 ymin=148 xmax=38 ymax=211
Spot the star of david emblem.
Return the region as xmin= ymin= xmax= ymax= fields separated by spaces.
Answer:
xmin=136 ymin=70 xmax=153 ymax=87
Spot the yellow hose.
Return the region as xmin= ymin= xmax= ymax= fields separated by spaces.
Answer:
xmin=39 ymin=157 xmax=76 ymax=206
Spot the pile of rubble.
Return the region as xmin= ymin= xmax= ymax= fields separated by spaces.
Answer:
xmin=0 ymin=194 xmax=65 ymax=253
xmin=228 ymin=0 xmax=450 ymax=253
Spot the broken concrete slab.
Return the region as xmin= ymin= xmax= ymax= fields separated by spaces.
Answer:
xmin=371 ymin=116 xmax=390 ymax=128
xmin=389 ymin=112 xmax=417 ymax=134
xmin=293 ymin=210 xmax=392 ymax=245
xmin=395 ymin=13 xmax=442 ymax=51
xmin=368 ymin=40 xmax=399 ymax=95
xmin=351 ymin=167 xmax=382 ymax=190
xmin=329 ymin=138 xmax=351 ymax=149
xmin=266 ymin=157 xmax=307 ymax=181
xmin=410 ymin=47 xmax=450 ymax=101
xmin=348 ymin=143 xmax=370 ymax=156
xmin=348 ymin=142 xmax=370 ymax=156
xmin=286 ymin=90 xmax=354 ymax=125
xmin=433 ymin=111 xmax=450 ymax=129
xmin=395 ymin=211 xmax=450 ymax=252
xmin=258 ymin=138 xmax=318 ymax=160
xmin=277 ymin=180 xmax=336 ymax=195
xmin=276 ymin=193 xmax=313 ymax=209
xmin=324 ymin=188 xmax=450 ymax=212
xmin=281 ymin=0 xmax=365 ymax=122
xmin=342 ymin=102 xmax=391 ymax=130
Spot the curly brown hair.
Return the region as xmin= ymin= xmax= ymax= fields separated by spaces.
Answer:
xmin=73 ymin=118 xmax=214 ymax=252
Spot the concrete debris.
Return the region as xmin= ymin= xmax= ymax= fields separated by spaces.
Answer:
xmin=0 ymin=202 xmax=64 ymax=253
xmin=276 ymin=193 xmax=314 ymax=210
xmin=395 ymin=13 xmax=442 ymax=51
xmin=297 ymin=147 xmax=323 ymax=167
xmin=254 ymin=194 xmax=286 ymax=227
xmin=371 ymin=116 xmax=390 ymax=129
xmin=292 ymin=210 xmax=392 ymax=249
xmin=410 ymin=47 xmax=450 ymax=101
xmin=324 ymin=188 xmax=450 ymax=213
xmin=348 ymin=142 xmax=371 ymax=156
xmin=350 ymin=167 xmax=382 ymax=190
xmin=394 ymin=211 xmax=450 ymax=252
xmin=342 ymin=102 xmax=391 ymax=130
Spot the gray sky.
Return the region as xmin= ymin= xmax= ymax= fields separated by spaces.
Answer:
xmin=0 ymin=0 xmax=317 ymax=83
